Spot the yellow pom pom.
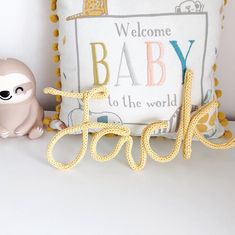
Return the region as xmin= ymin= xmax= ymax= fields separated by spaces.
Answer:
xmin=50 ymin=14 xmax=59 ymax=23
xmin=47 ymin=126 xmax=53 ymax=132
xmin=53 ymin=29 xmax=59 ymax=37
xmin=56 ymin=95 xmax=62 ymax=103
xmin=53 ymin=113 xmax=59 ymax=120
xmin=52 ymin=43 xmax=58 ymax=51
xmin=220 ymin=118 xmax=229 ymax=127
xmin=213 ymin=64 xmax=217 ymax=72
xmin=215 ymin=90 xmax=222 ymax=98
xmin=53 ymin=55 xmax=60 ymax=63
xmin=55 ymin=67 xmax=61 ymax=77
xmin=224 ymin=130 xmax=232 ymax=139
xmin=43 ymin=117 xmax=52 ymax=126
xmin=224 ymin=0 xmax=228 ymax=6
xmin=214 ymin=78 xmax=219 ymax=87
xmin=199 ymin=114 xmax=209 ymax=124
xmin=50 ymin=0 xmax=57 ymax=11
xmin=218 ymin=112 xmax=226 ymax=121
xmin=51 ymin=4 xmax=56 ymax=11
xmin=55 ymin=81 xmax=62 ymax=89
xmin=209 ymin=112 xmax=217 ymax=126
xmin=56 ymin=104 xmax=61 ymax=113
xmin=197 ymin=124 xmax=208 ymax=133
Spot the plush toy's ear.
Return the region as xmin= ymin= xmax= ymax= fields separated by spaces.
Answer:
xmin=175 ymin=6 xmax=181 ymax=13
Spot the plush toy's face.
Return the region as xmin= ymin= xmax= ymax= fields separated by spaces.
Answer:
xmin=176 ymin=0 xmax=203 ymax=13
xmin=0 ymin=73 xmax=33 ymax=104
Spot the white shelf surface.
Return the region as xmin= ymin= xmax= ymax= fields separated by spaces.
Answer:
xmin=0 ymin=122 xmax=235 ymax=235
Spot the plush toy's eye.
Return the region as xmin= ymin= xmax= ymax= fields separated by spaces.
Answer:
xmin=15 ymin=87 xmax=24 ymax=94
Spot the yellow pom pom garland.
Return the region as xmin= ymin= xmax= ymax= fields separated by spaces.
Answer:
xmin=43 ymin=0 xmax=62 ymax=130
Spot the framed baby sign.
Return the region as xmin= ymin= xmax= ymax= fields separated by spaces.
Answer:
xmin=52 ymin=0 xmax=225 ymax=138
xmin=67 ymin=13 xmax=209 ymax=136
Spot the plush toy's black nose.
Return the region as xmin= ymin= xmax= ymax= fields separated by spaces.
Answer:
xmin=0 ymin=90 xmax=10 ymax=98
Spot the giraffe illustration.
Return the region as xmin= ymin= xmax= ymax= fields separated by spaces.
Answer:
xmin=80 ymin=0 xmax=108 ymax=16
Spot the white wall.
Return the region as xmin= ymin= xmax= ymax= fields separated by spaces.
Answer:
xmin=0 ymin=0 xmax=234 ymax=119
xmin=0 ymin=0 xmax=56 ymax=110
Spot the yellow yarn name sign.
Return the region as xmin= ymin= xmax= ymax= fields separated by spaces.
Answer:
xmin=44 ymin=70 xmax=235 ymax=170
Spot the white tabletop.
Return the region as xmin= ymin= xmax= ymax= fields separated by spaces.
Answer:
xmin=0 ymin=122 xmax=235 ymax=235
